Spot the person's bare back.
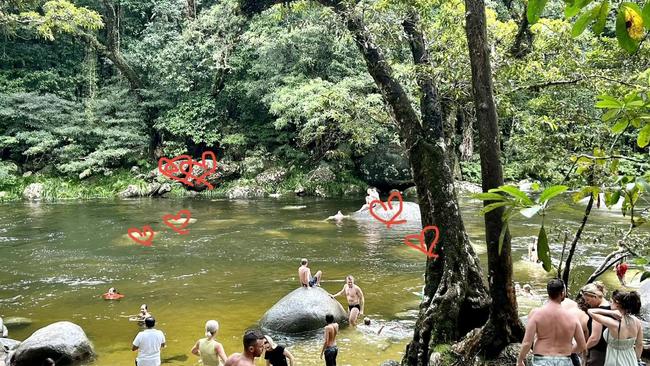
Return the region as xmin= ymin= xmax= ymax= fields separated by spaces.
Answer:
xmin=223 ymin=353 xmax=254 ymax=366
xmin=530 ymin=302 xmax=582 ymax=355
xmin=324 ymin=323 xmax=338 ymax=347
xmin=298 ymin=265 xmax=310 ymax=286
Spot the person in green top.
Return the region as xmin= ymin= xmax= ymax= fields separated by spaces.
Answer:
xmin=191 ymin=320 xmax=229 ymax=366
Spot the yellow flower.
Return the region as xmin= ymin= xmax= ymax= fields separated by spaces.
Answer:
xmin=625 ymin=8 xmax=645 ymax=41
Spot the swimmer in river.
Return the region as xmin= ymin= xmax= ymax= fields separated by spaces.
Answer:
xmin=129 ymin=304 xmax=151 ymax=323
xmin=528 ymin=239 xmax=539 ymax=263
xmin=324 ymin=211 xmax=349 ymax=222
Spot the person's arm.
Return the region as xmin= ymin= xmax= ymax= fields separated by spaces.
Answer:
xmin=586 ymin=320 xmax=603 ymax=349
xmin=517 ymin=311 xmax=537 ymax=366
xmin=331 ymin=286 xmax=345 ymax=298
xmin=216 ymin=342 xmax=228 ymax=364
xmin=132 ymin=333 xmax=140 ymax=352
xmin=284 ymin=349 xmax=296 ymax=366
xmin=358 ymin=287 xmax=365 ymax=314
xmin=572 ymin=319 xmax=587 ymax=353
xmin=588 ymin=308 xmax=621 ymax=329
xmin=190 ymin=341 xmax=200 ymax=356
xmin=160 ymin=332 xmax=166 ymax=348
xmin=321 ymin=327 xmax=329 ymax=359
xmin=635 ymin=318 xmax=644 ymax=359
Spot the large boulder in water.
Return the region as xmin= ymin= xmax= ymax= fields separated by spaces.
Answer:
xmin=8 ymin=321 xmax=95 ymax=366
xmin=260 ymin=287 xmax=347 ymax=334
xmin=351 ymin=201 xmax=421 ymax=223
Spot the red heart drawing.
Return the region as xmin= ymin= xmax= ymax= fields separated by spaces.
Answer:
xmin=368 ymin=191 xmax=407 ymax=228
xmin=403 ymin=225 xmax=440 ymax=258
xmin=162 ymin=209 xmax=192 ymax=235
xmin=127 ymin=225 xmax=155 ymax=246
xmin=158 ymin=155 xmax=194 ymax=186
xmin=192 ymin=151 xmax=218 ymax=190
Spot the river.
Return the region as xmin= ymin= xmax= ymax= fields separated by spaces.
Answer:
xmin=0 ymin=195 xmax=646 ymax=365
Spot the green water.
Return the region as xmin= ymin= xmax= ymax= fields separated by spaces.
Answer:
xmin=0 ymin=196 xmax=646 ymax=365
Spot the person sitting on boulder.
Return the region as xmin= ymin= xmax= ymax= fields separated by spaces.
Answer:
xmin=298 ymin=258 xmax=322 ymax=288
xmin=357 ymin=188 xmax=380 ymax=212
xmin=0 ymin=316 xmax=8 ymax=337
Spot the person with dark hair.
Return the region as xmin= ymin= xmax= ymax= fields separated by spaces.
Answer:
xmin=298 ymin=259 xmax=322 ymax=288
xmin=588 ymin=290 xmax=643 ymax=366
xmin=517 ymin=279 xmax=586 ymax=366
xmin=321 ymin=314 xmax=339 ymax=366
xmin=224 ymin=329 xmax=265 ymax=366
xmin=132 ymin=317 xmax=166 ymax=366
xmin=581 ymin=283 xmax=610 ymax=366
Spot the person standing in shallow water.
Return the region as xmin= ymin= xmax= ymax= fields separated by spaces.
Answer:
xmin=263 ymin=335 xmax=295 ymax=366
xmin=132 ymin=317 xmax=165 ymax=366
xmin=191 ymin=320 xmax=228 ymax=366
xmin=330 ymin=275 xmax=365 ymax=326
xmin=321 ymin=314 xmax=339 ymax=366
xmin=517 ymin=278 xmax=586 ymax=366
xmin=588 ymin=290 xmax=643 ymax=366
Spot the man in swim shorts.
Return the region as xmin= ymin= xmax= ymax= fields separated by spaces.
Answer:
xmin=517 ymin=279 xmax=586 ymax=366
xmin=298 ymin=258 xmax=322 ymax=287
xmin=330 ymin=275 xmax=365 ymax=326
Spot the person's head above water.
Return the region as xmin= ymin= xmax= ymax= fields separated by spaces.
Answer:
xmin=363 ymin=317 xmax=370 ymax=325
xmin=523 ymin=284 xmax=532 ymax=292
xmin=346 ymin=275 xmax=354 ymax=287
xmin=546 ymin=278 xmax=565 ymax=301
xmin=140 ymin=304 xmax=148 ymax=313
xmin=144 ymin=317 xmax=155 ymax=328
xmin=108 ymin=287 xmax=116 ymax=294
xmin=205 ymin=320 xmax=219 ymax=338
xmin=301 ymin=258 xmax=308 ymax=266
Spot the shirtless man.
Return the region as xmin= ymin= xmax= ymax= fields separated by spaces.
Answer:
xmin=224 ymin=329 xmax=265 ymax=366
xmin=298 ymin=258 xmax=322 ymax=288
xmin=517 ymin=279 xmax=586 ymax=366
xmin=321 ymin=314 xmax=339 ymax=366
xmin=330 ymin=275 xmax=365 ymax=326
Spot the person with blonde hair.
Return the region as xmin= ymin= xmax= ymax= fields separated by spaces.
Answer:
xmin=263 ymin=335 xmax=295 ymax=366
xmin=191 ymin=320 xmax=228 ymax=366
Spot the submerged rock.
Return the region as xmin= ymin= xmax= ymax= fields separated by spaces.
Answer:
xmin=8 ymin=321 xmax=95 ymax=366
xmin=226 ymin=185 xmax=266 ymax=199
xmin=260 ymin=287 xmax=347 ymax=334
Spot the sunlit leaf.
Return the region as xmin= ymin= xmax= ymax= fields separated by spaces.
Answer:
xmin=521 ymin=205 xmax=543 ymax=218
xmin=592 ymin=0 xmax=609 ymax=35
xmin=537 ymin=226 xmax=552 ymax=272
xmin=539 ymin=185 xmax=569 ymax=203
xmin=528 ymin=0 xmax=549 ymax=24
xmin=637 ymin=123 xmax=650 ymax=147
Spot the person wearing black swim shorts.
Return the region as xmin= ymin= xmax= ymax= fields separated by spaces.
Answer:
xmin=298 ymin=258 xmax=322 ymax=288
xmin=330 ymin=275 xmax=365 ymax=326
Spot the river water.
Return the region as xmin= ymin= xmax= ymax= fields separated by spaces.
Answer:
xmin=0 ymin=196 xmax=646 ymax=365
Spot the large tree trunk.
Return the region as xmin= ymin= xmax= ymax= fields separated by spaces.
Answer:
xmin=238 ymin=2 xmax=491 ymax=363
xmin=459 ymin=0 xmax=524 ymax=359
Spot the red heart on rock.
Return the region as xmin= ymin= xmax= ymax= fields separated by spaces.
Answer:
xmin=162 ymin=209 xmax=192 ymax=235
xmin=369 ymin=191 xmax=407 ymax=228
xmin=127 ymin=225 xmax=155 ymax=247
xmin=403 ymin=225 xmax=440 ymax=258
xmin=192 ymin=151 xmax=218 ymax=190
xmin=158 ymin=155 xmax=194 ymax=186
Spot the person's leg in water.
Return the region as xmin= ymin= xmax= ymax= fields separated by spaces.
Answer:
xmin=324 ymin=346 xmax=338 ymax=366
xmin=348 ymin=305 xmax=360 ymax=326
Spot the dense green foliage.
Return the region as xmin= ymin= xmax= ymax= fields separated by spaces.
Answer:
xmin=0 ymin=0 xmax=648 ymax=200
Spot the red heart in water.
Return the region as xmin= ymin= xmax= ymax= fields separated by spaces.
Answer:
xmin=368 ymin=191 xmax=407 ymax=228
xmin=403 ymin=225 xmax=440 ymax=258
xmin=158 ymin=155 xmax=194 ymax=186
xmin=127 ymin=225 xmax=155 ymax=247
xmin=162 ymin=209 xmax=192 ymax=235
